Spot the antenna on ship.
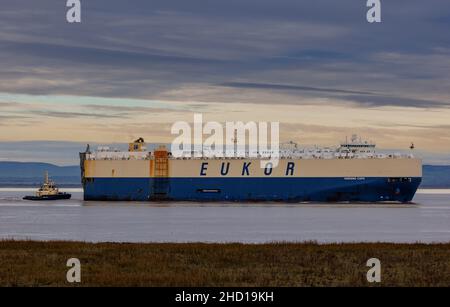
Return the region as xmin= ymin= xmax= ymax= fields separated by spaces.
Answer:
xmin=232 ymin=129 xmax=238 ymax=156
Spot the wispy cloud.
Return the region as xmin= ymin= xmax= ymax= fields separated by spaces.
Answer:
xmin=220 ymin=82 xmax=373 ymax=95
xmin=32 ymin=110 xmax=126 ymax=119
xmin=220 ymin=82 xmax=450 ymax=108
xmin=0 ymin=0 xmax=448 ymax=107
xmin=0 ymin=0 xmax=449 ymax=153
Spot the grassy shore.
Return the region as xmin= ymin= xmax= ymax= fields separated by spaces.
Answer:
xmin=0 ymin=241 xmax=449 ymax=286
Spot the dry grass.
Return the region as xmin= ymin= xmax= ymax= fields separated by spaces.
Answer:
xmin=0 ymin=241 xmax=449 ymax=287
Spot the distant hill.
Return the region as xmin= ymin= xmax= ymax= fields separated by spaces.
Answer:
xmin=0 ymin=162 xmax=448 ymax=188
xmin=422 ymin=165 xmax=450 ymax=188
xmin=0 ymin=162 xmax=80 ymax=187
xmin=0 ymin=162 xmax=79 ymax=177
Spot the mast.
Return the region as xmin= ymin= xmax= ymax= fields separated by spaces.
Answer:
xmin=44 ymin=171 xmax=49 ymax=185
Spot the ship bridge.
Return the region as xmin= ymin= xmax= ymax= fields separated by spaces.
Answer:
xmin=339 ymin=134 xmax=376 ymax=152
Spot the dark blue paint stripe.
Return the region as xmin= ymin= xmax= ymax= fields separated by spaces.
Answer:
xmin=83 ymin=177 xmax=421 ymax=203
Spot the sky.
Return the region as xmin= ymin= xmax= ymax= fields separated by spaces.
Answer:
xmin=0 ymin=0 xmax=449 ymax=164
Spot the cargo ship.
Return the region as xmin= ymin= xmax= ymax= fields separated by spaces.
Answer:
xmin=80 ymin=135 xmax=422 ymax=202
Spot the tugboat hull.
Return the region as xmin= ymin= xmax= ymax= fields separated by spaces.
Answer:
xmin=23 ymin=194 xmax=72 ymax=201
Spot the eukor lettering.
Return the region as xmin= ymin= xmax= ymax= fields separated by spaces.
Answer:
xmin=200 ymin=162 xmax=208 ymax=176
xmin=286 ymin=162 xmax=295 ymax=176
xmin=221 ymin=162 xmax=230 ymax=175
xmin=199 ymin=162 xmax=297 ymax=176
xmin=264 ymin=163 xmax=273 ymax=176
xmin=242 ymin=162 xmax=251 ymax=176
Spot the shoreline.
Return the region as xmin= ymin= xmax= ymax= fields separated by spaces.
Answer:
xmin=1 ymin=241 xmax=449 ymax=286
xmin=1 ymin=187 xmax=450 ymax=193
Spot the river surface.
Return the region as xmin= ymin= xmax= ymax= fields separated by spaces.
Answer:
xmin=0 ymin=188 xmax=449 ymax=243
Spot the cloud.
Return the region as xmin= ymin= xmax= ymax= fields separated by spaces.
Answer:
xmin=0 ymin=0 xmax=448 ymax=108
xmin=0 ymin=115 xmax=30 ymax=119
xmin=0 ymin=0 xmax=450 ymax=152
xmin=32 ymin=110 xmax=126 ymax=119
xmin=220 ymin=82 xmax=373 ymax=95
xmin=339 ymin=95 xmax=448 ymax=109
xmin=0 ymin=141 xmax=87 ymax=165
xmin=84 ymin=104 xmax=185 ymax=114
xmin=0 ymin=102 xmax=20 ymax=108
xmin=218 ymin=82 xmax=449 ymax=108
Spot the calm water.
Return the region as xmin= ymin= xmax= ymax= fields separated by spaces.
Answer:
xmin=0 ymin=188 xmax=449 ymax=243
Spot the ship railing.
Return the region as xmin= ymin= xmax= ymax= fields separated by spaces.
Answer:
xmin=85 ymin=151 xmax=414 ymax=160
xmin=170 ymin=154 xmax=414 ymax=160
xmin=85 ymin=152 xmax=151 ymax=160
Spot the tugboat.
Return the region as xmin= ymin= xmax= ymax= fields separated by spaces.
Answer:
xmin=23 ymin=171 xmax=71 ymax=201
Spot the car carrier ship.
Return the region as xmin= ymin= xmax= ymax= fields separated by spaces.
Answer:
xmin=79 ymin=135 xmax=422 ymax=202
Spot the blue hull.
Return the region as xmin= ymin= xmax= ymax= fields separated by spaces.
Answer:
xmin=83 ymin=177 xmax=421 ymax=203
